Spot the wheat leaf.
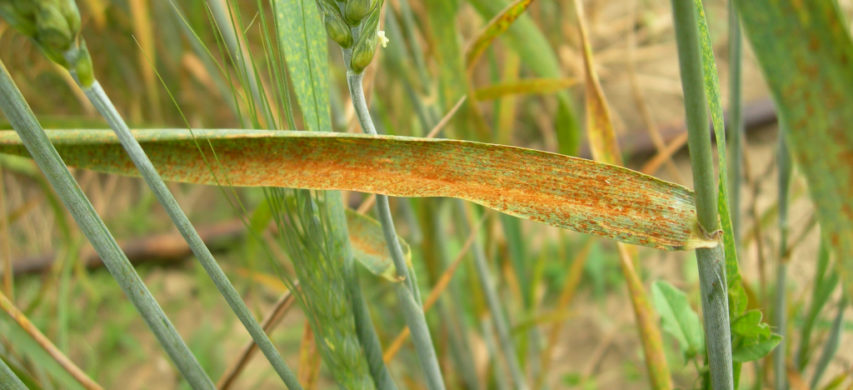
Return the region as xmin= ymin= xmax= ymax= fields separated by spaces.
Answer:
xmin=346 ymin=210 xmax=412 ymax=282
xmin=464 ymin=0 xmax=535 ymax=71
xmin=736 ymin=0 xmax=853 ymax=299
xmin=468 ymin=0 xmax=580 ymax=155
xmin=0 ymin=129 xmax=715 ymax=251
xmin=472 ymin=78 xmax=578 ymax=101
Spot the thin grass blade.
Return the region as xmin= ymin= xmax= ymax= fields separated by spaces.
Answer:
xmin=0 ymin=291 xmax=101 ymax=389
xmin=454 ymin=200 xmax=527 ymax=389
xmin=810 ymin=297 xmax=847 ymax=388
xmin=726 ymin=0 xmax=743 ymax=244
xmin=217 ymin=288 xmax=297 ymax=390
xmin=426 ymin=1 xmax=489 ymax=140
xmin=774 ymin=129 xmax=793 ymax=390
xmin=207 ymin=0 xmax=275 ymax=127
xmin=0 ymin=165 xmax=9 ymax=300
xmin=0 ymin=356 xmax=27 ymax=390
xmin=795 ymin=239 xmax=838 ymax=370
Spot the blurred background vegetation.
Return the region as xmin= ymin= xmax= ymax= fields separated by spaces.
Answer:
xmin=1 ymin=0 xmax=853 ymax=388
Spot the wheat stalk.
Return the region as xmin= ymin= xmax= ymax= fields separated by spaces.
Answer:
xmin=269 ymin=188 xmax=375 ymax=389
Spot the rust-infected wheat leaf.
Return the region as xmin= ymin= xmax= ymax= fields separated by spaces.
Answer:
xmin=0 ymin=129 xmax=714 ymax=251
xmin=737 ymin=0 xmax=853 ymax=299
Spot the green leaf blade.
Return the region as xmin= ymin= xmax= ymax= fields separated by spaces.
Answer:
xmin=651 ymin=281 xmax=705 ymax=360
xmin=274 ymin=0 xmax=330 ymax=132
xmin=730 ymin=310 xmax=781 ymax=363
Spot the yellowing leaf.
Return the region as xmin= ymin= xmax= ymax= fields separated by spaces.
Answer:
xmin=0 ymin=129 xmax=715 ymax=251
xmin=465 ymin=0 xmax=535 ymax=71
xmin=472 ymin=78 xmax=578 ymax=101
xmin=575 ymin=4 xmax=620 ymax=166
xmin=346 ymin=209 xmax=412 ymax=281
xmin=572 ymin=0 xmax=671 ymax=388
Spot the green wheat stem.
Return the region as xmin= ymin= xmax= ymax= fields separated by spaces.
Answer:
xmin=428 ymin=209 xmax=481 ymax=390
xmin=0 ymin=165 xmax=10 ymax=300
xmin=774 ymin=131 xmax=792 ymax=390
xmin=0 ymin=60 xmax=215 ymax=390
xmin=670 ymin=1 xmax=733 ymax=389
xmin=337 ymin=49 xmax=401 ymax=390
xmin=0 ymin=357 xmax=26 ymax=390
xmin=343 ymin=72 xmax=416 ymax=294
xmin=270 ymin=189 xmax=374 ymax=389
xmin=772 ymin=261 xmax=787 ymax=390
xmin=810 ymin=296 xmax=847 ymax=388
xmin=348 ymin=268 xmax=398 ymax=390
xmin=481 ymin=319 xmax=511 ymax=390
xmin=725 ymin=5 xmax=746 ymax=380
xmin=346 ymin=69 xmax=446 ymax=390
xmin=78 ymin=79 xmax=302 ymax=389
xmin=454 ymin=200 xmax=527 ymax=390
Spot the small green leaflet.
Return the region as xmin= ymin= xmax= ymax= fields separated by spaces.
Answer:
xmin=651 ymin=281 xmax=705 ymax=362
xmin=731 ymin=310 xmax=781 ymax=363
